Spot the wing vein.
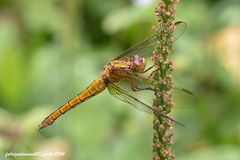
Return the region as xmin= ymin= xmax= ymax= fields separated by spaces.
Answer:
xmin=107 ymin=81 xmax=184 ymax=126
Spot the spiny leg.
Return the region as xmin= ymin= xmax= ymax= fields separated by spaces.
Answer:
xmin=143 ymin=65 xmax=154 ymax=73
xmin=125 ymin=65 xmax=155 ymax=91
xmin=127 ymin=78 xmax=154 ymax=92
xmin=138 ymin=65 xmax=155 ymax=82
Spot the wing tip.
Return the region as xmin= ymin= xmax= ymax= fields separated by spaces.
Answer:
xmin=154 ymin=109 xmax=185 ymax=127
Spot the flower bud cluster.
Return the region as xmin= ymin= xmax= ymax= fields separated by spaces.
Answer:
xmin=152 ymin=0 xmax=179 ymax=160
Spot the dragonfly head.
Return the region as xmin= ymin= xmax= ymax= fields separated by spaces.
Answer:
xmin=132 ymin=55 xmax=146 ymax=72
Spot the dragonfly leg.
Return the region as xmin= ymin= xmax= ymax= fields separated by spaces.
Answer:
xmin=146 ymin=71 xmax=154 ymax=81
xmin=137 ymin=65 xmax=155 ymax=82
xmin=127 ymin=78 xmax=154 ymax=92
xmin=143 ymin=65 xmax=154 ymax=73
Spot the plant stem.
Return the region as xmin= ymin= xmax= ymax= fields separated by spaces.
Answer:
xmin=152 ymin=0 xmax=179 ymax=159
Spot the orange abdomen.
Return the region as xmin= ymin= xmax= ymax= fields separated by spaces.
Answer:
xmin=39 ymin=77 xmax=106 ymax=130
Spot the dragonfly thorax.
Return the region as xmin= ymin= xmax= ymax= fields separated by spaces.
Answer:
xmin=131 ymin=55 xmax=146 ymax=73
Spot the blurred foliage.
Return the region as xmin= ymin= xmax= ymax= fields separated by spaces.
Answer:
xmin=0 ymin=0 xmax=240 ymax=160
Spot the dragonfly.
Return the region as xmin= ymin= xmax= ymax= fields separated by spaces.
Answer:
xmin=39 ymin=21 xmax=191 ymax=130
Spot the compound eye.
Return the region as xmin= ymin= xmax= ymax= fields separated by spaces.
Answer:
xmin=133 ymin=56 xmax=141 ymax=65
xmin=134 ymin=60 xmax=140 ymax=65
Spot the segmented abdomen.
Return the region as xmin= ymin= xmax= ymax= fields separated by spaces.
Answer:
xmin=39 ymin=77 xmax=106 ymax=130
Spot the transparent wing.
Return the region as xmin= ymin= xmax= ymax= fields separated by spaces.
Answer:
xmin=114 ymin=21 xmax=187 ymax=60
xmin=107 ymin=81 xmax=184 ymax=126
xmin=173 ymin=87 xmax=199 ymax=109
xmin=113 ymin=35 xmax=157 ymax=60
xmin=107 ymin=80 xmax=153 ymax=114
xmin=173 ymin=21 xmax=187 ymax=42
xmin=110 ymin=72 xmax=199 ymax=110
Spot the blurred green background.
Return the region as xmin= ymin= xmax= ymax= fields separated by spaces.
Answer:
xmin=0 ymin=0 xmax=240 ymax=159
